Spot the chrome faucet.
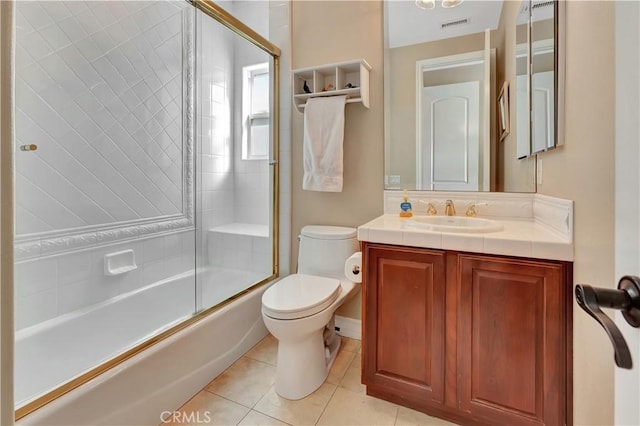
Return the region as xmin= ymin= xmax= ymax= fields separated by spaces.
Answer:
xmin=444 ymin=200 xmax=456 ymax=216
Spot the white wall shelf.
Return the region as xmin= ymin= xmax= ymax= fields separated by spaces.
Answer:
xmin=292 ymin=59 xmax=372 ymax=112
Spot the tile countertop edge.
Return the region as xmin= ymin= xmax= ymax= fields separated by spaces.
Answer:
xmin=357 ymin=213 xmax=574 ymax=262
xmin=533 ymin=194 xmax=574 ymax=241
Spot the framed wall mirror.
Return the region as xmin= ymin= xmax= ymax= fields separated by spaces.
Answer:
xmin=383 ymin=0 xmax=563 ymax=192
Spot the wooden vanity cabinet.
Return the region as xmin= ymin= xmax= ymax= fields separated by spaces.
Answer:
xmin=362 ymin=243 xmax=572 ymax=426
xmin=362 ymin=244 xmax=447 ymax=411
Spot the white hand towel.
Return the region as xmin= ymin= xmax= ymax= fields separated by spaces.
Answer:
xmin=302 ymin=95 xmax=348 ymax=192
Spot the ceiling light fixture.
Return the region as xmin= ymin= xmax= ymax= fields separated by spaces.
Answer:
xmin=415 ymin=0 xmax=436 ymax=10
xmin=416 ymin=0 xmax=464 ymax=10
xmin=442 ymin=0 xmax=464 ymax=8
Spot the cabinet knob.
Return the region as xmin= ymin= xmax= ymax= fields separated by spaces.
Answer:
xmin=575 ymin=275 xmax=640 ymax=369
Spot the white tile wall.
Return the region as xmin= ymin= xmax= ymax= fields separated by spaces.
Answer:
xmin=14 ymin=0 xmax=292 ymax=330
xmin=208 ymin=229 xmax=272 ymax=275
xmin=270 ymin=0 xmax=292 ymax=276
xmin=197 ymin=1 xmax=291 ymax=275
xmin=197 ymin=8 xmax=235 ymax=267
xmin=231 ymin=2 xmax=271 ymax=228
xmin=15 ymin=1 xmax=189 ymax=235
xmin=14 ymin=229 xmax=195 ymax=330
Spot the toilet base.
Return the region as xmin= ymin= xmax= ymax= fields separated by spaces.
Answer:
xmin=274 ymin=330 xmax=341 ymax=400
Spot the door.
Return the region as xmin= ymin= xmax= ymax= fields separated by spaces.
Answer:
xmin=614 ymin=1 xmax=640 ymax=424
xmin=422 ymin=81 xmax=480 ymax=191
xmin=362 ymin=243 xmax=446 ymax=409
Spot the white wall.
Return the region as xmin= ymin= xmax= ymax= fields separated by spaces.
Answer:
xmin=537 ymin=2 xmax=616 ymax=424
xmin=614 ymin=1 xmax=640 ymax=424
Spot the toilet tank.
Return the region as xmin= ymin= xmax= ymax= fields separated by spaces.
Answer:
xmin=297 ymin=225 xmax=359 ymax=279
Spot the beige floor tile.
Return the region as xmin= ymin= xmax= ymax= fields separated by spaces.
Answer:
xmin=164 ymin=391 xmax=249 ymax=426
xmin=206 ymin=356 xmax=276 ymax=408
xmin=395 ymin=407 xmax=458 ymax=426
xmin=246 ymin=334 xmax=278 ymax=366
xmin=254 ymin=383 xmax=337 ymax=426
xmin=316 ymin=387 xmax=399 ymax=426
xmin=238 ymin=410 xmax=291 ymax=426
xmin=338 ymin=355 xmax=366 ymax=395
xmin=326 ymin=347 xmax=357 ymax=385
xmin=340 ymin=337 xmax=361 ymax=353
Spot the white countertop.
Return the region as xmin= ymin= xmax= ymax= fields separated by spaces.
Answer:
xmin=358 ymin=214 xmax=574 ymax=261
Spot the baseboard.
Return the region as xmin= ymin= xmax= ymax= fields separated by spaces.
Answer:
xmin=334 ymin=315 xmax=361 ymax=340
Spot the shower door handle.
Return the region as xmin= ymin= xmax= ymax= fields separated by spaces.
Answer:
xmin=575 ymin=275 xmax=640 ymax=369
xmin=269 ymin=160 xmax=278 ymax=166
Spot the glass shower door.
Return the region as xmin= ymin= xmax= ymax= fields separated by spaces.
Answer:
xmin=13 ymin=0 xmax=198 ymax=409
xmin=12 ymin=0 xmax=279 ymax=416
xmin=194 ymin=4 xmax=276 ymax=312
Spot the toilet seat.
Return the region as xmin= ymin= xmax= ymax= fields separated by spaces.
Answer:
xmin=262 ymin=274 xmax=342 ymax=320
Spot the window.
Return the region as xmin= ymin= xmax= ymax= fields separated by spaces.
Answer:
xmin=242 ymin=63 xmax=270 ymax=160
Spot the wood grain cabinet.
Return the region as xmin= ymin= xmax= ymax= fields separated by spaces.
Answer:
xmin=362 ymin=243 xmax=572 ymax=426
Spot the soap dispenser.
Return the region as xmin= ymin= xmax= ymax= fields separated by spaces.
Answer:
xmin=399 ymin=190 xmax=413 ymax=218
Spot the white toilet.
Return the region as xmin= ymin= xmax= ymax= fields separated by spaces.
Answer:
xmin=261 ymin=225 xmax=359 ymax=400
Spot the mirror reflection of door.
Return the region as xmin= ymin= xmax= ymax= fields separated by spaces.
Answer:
xmin=532 ymin=70 xmax=555 ymax=152
xmin=416 ymin=50 xmax=492 ymax=191
xmin=422 ymin=82 xmax=480 ymax=191
xmin=531 ymin=0 xmax=556 ymax=154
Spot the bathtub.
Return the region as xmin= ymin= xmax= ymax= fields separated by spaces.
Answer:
xmin=15 ymin=272 xmax=195 ymax=407
xmin=18 ymin=272 xmax=271 ymax=425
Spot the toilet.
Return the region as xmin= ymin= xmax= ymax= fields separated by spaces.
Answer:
xmin=261 ymin=225 xmax=359 ymax=400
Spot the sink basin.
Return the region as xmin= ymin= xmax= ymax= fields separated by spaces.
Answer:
xmin=406 ymin=216 xmax=504 ymax=233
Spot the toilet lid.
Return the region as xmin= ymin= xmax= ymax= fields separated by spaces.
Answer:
xmin=262 ymin=274 xmax=342 ymax=320
xmin=301 ymin=225 xmax=356 ymax=240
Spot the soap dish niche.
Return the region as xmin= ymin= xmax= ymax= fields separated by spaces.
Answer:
xmin=104 ymin=249 xmax=137 ymax=276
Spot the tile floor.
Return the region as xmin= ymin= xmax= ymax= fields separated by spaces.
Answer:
xmin=166 ymin=334 xmax=457 ymax=426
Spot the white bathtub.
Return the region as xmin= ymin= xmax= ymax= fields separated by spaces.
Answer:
xmin=18 ymin=273 xmax=271 ymax=425
xmin=15 ymin=272 xmax=195 ymax=407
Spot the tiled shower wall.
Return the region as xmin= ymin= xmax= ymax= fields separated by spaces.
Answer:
xmin=15 ymin=1 xmax=188 ymax=235
xmin=14 ymin=1 xmax=197 ymax=330
xmin=15 ymin=230 xmax=194 ymax=330
xmin=14 ymin=0 xmax=292 ymax=328
xmin=198 ymin=0 xmax=292 ymax=274
xmin=232 ymin=1 xmax=270 ymax=227
xmin=198 ymin=0 xmax=272 ymax=233
xmin=197 ymin=9 xmax=234 ymax=235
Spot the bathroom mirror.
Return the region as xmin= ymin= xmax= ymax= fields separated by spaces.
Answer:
xmin=530 ymin=0 xmax=562 ymax=154
xmin=515 ymin=2 xmax=531 ymax=159
xmin=383 ymin=0 xmax=539 ymax=192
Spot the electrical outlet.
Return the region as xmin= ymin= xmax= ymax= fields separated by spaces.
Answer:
xmin=389 ymin=175 xmax=401 ymax=185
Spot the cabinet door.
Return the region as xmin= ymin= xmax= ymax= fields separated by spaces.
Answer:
xmin=457 ymin=254 xmax=565 ymax=426
xmin=363 ymin=244 xmax=446 ymax=408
